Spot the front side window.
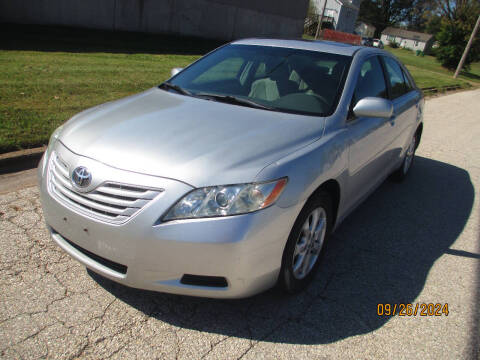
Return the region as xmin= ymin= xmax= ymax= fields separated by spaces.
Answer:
xmin=382 ymin=57 xmax=408 ymax=99
xmin=353 ymin=56 xmax=387 ymax=106
xmin=167 ymin=44 xmax=351 ymax=116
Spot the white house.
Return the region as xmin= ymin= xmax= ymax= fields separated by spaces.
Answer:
xmin=381 ymin=27 xmax=434 ymax=53
xmin=355 ymin=21 xmax=375 ymax=38
xmin=313 ymin=0 xmax=362 ymax=34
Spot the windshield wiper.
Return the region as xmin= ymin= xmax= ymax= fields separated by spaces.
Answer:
xmin=159 ymin=82 xmax=192 ymax=96
xmin=195 ymin=93 xmax=276 ymax=111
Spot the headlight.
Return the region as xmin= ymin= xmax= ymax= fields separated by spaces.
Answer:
xmin=163 ymin=178 xmax=288 ymax=221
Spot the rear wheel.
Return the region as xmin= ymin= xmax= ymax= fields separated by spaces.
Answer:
xmin=279 ymin=191 xmax=333 ymax=293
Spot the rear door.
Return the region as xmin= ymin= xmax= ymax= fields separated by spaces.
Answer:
xmin=381 ymin=56 xmax=420 ymax=165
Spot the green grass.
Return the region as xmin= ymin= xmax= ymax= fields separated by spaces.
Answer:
xmin=0 ymin=24 xmax=222 ymax=153
xmin=1 ymin=25 xmax=479 ymax=153
xmin=0 ymin=51 xmax=200 ymax=153
xmin=384 ymin=47 xmax=480 ymax=89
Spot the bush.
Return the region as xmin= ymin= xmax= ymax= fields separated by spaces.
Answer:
xmin=390 ymin=41 xmax=399 ymax=48
xmin=435 ymin=21 xmax=468 ymax=69
xmin=304 ymin=16 xmax=319 ymax=37
xmin=435 ymin=9 xmax=480 ymax=70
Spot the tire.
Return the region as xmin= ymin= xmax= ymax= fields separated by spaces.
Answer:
xmin=279 ymin=191 xmax=333 ymax=294
xmin=392 ymin=132 xmax=417 ymax=182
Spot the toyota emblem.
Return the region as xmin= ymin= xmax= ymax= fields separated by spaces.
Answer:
xmin=71 ymin=166 xmax=92 ymax=188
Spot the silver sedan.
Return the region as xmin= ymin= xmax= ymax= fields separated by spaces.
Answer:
xmin=38 ymin=39 xmax=424 ymax=298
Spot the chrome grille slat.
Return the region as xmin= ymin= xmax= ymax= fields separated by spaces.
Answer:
xmin=51 ymin=177 xmax=135 ymax=216
xmin=52 ymin=166 xmax=74 ymax=190
xmin=51 ymin=167 xmax=148 ymax=208
xmin=52 ymin=155 xmax=69 ymax=179
xmin=52 ymin=186 xmax=124 ymax=220
xmin=86 ymin=192 xmax=148 ymax=208
xmin=48 ymin=152 xmax=163 ymax=224
xmin=95 ymin=185 xmax=158 ymax=200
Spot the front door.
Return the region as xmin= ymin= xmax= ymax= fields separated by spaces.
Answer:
xmin=344 ymin=55 xmax=396 ymax=211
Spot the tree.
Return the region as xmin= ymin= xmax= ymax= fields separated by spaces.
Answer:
xmin=424 ymin=14 xmax=442 ymax=36
xmin=436 ymin=0 xmax=480 ymax=21
xmin=434 ymin=1 xmax=480 ymax=70
xmin=405 ymin=0 xmax=438 ymax=31
xmin=304 ymin=0 xmax=320 ymax=36
xmin=358 ymin=0 xmax=417 ymax=36
xmin=308 ymin=0 xmax=318 ymax=17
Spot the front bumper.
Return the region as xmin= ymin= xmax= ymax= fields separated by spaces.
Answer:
xmin=38 ymin=145 xmax=302 ymax=298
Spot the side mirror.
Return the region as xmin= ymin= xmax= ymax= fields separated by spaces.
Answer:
xmin=171 ymin=67 xmax=184 ymax=77
xmin=353 ymin=97 xmax=393 ymax=118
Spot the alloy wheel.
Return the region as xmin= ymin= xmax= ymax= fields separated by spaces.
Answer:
xmin=292 ymin=207 xmax=327 ymax=280
xmin=403 ymin=134 xmax=416 ymax=174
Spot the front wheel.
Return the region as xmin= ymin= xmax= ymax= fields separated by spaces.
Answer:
xmin=279 ymin=191 xmax=333 ymax=293
xmin=393 ymin=132 xmax=417 ymax=181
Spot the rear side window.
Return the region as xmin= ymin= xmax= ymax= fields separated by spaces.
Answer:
xmin=353 ymin=56 xmax=387 ymax=105
xmin=382 ymin=57 xmax=408 ymax=99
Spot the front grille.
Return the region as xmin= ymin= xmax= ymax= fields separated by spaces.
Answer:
xmin=48 ymin=151 xmax=163 ymax=224
xmin=53 ymin=229 xmax=128 ymax=274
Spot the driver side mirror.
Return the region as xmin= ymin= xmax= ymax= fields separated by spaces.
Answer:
xmin=353 ymin=97 xmax=393 ymax=118
xmin=171 ymin=67 xmax=184 ymax=77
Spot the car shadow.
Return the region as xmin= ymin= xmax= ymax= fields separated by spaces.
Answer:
xmin=88 ymin=156 xmax=475 ymax=344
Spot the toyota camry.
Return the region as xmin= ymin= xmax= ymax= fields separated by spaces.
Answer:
xmin=38 ymin=39 xmax=424 ymax=298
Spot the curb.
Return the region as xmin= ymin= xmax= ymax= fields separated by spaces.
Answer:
xmin=421 ymin=84 xmax=463 ymax=96
xmin=0 ymin=146 xmax=46 ymax=175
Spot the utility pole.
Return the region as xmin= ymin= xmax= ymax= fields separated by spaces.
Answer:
xmin=454 ymin=14 xmax=480 ymax=78
xmin=315 ymin=0 xmax=328 ymax=39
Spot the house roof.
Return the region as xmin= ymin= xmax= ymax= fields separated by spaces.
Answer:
xmin=382 ymin=27 xmax=433 ymax=42
xmin=356 ymin=21 xmax=376 ymax=30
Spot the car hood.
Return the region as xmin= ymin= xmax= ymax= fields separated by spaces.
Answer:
xmin=59 ymin=88 xmax=325 ymax=187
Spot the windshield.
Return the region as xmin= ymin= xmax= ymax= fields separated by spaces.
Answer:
xmin=166 ymin=44 xmax=351 ymax=116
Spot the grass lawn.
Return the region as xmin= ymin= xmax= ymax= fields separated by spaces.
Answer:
xmin=384 ymin=47 xmax=480 ymax=89
xmin=0 ymin=24 xmax=222 ymax=153
xmin=1 ymin=25 xmax=479 ymax=153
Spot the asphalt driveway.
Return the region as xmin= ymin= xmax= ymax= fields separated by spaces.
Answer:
xmin=1 ymin=89 xmax=479 ymax=359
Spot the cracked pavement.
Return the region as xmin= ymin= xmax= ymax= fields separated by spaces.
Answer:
xmin=1 ymin=89 xmax=479 ymax=359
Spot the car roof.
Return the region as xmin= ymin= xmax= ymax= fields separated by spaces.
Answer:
xmin=231 ymin=38 xmax=365 ymax=57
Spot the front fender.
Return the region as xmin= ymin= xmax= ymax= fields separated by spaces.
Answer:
xmin=254 ymin=129 xmax=349 ymax=209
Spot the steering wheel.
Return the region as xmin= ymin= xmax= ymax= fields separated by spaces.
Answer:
xmin=297 ymin=80 xmax=330 ymax=108
xmin=309 ymin=92 xmax=330 ymax=109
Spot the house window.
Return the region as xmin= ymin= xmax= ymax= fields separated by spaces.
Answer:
xmin=414 ymin=41 xmax=419 ymax=46
xmin=387 ymin=35 xmax=395 ymax=42
xmin=325 ymin=9 xmax=335 ymax=18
